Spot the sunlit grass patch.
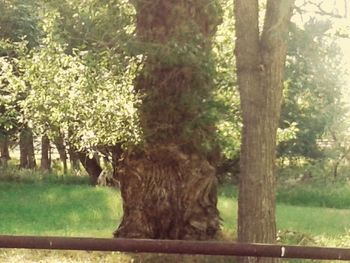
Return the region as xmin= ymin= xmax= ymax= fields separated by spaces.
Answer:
xmin=0 ymin=182 xmax=121 ymax=237
xmin=2 ymin=180 xmax=350 ymax=263
xmin=277 ymin=204 xmax=350 ymax=238
xmin=277 ymin=182 xmax=350 ymax=209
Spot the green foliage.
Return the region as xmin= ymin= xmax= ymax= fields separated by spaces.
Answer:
xmin=22 ymin=40 xmax=142 ymax=149
xmin=0 ymin=7 xmax=142 ymax=151
xmin=1 ymin=0 xmax=348 ymax=171
xmin=0 ymin=0 xmax=41 ymax=47
xmin=0 ymin=40 xmax=28 ymax=139
xmin=280 ymin=19 xmax=347 ymax=159
xmin=43 ymin=0 xmax=135 ymax=53
xmin=212 ymin=0 xmax=241 ymax=160
xmin=212 ymin=0 xmax=301 ymax=160
xmin=125 ymin=0 xmax=224 ymax=157
xmin=0 ymin=0 xmax=40 ymax=141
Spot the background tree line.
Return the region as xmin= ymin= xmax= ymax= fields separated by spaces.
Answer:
xmin=1 ymin=0 xmax=347 ymax=180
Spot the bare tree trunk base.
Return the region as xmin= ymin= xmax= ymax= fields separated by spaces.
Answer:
xmin=114 ymin=144 xmax=220 ymax=240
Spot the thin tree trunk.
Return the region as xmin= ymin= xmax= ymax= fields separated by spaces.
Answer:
xmin=41 ymin=135 xmax=51 ymax=171
xmin=54 ymin=135 xmax=67 ymax=174
xmin=0 ymin=136 xmax=10 ymax=166
xmin=27 ymin=131 xmax=36 ymax=169
xmin=78 ymin=151 xmax=102 ymax=185
xmin=111 ymin=144 xmax=123 ymax=182
xmin=19 ymin=127 xmax=36 ymax=169
xmin=19 ymin=130 xmax=28 ymax=168
xmin=234 ymin=1 xmax=295 ymax=262
xmin=67 ymin=129 xmax=80 ymax=171
xmin=115 ymin=0 xmax=222 ymax=240
xmin=68 ymin=144 xmax=80 ymax=171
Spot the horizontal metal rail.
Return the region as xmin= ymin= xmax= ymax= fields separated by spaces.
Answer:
xmin=0 ymin=235 xmax=350 ymax=260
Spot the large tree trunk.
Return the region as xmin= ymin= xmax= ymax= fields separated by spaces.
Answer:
xmin=41 ymin=135 xmax=51 ymax=171
xmin=115 ymin=0 xmax=222 ymax=240
xmin=19 ymin=127 xmax=36 ymax=169
xmin=78 ymin=151 xmax=102 ymax=185
xmin=234 ymin=1 xmax=295 ymax=262
xmin=115 ymin=145 xmax=219 ymax=239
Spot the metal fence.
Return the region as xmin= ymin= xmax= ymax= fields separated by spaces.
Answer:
xmin=1 ymin=235 xmax=350 ymax=261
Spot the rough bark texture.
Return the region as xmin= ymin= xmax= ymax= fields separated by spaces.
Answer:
xmin=19 ymin=127 xmax=36 ymax=169
xmin=40 ymin=135 xmax=51 ymax=171
xmin=234 ymin=1 xmax=295 ymax=262
xmin=78 ymin=152 xmax=102 ymax=186
xmin=115 ymin=145 xmax=219 ymax=239
xmin=115 ymin=0 xmax=222 ymax=240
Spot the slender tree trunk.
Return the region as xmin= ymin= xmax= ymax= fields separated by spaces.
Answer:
xmin=27 ymin=132 xmax=36 ymax=169
xmin=115 ymin=0 xmax=222 ymax=240
xmin=41 ymin=135 xmax=51 ymax=171
xmin=54 ymin=135 xmax=68 ymax=174
xmin=68 ymin=144 xmax=80 ymax=171
xmin=19 ymin=130 xmax=28 ymax=168
xmin=78 ymin=152 xmax=102 ymax=185
xmin=234 ymin=1 xmax=295 ymax=262
xmin=111 ymin=144 xmax=122 ymax=181
xmin=67 ymin=129 xmax=80 ymax=171
xmin=19 ymin=127 xmax=36 ymax=169
xmin=0 ymin=136 xmax=10 ymax=166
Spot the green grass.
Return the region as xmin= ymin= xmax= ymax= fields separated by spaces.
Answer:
xmin=0 ymin=182 xmax=121 ymax=237
xmin=277 ymin=181 xmax=350 ymax=209
xmin=1 ymin=180 xmax=350 ymax=240
xmin=218 ymin=190 xmax=350 ymax=239
xmin=2 ymin=176 xmax=350 ymax=262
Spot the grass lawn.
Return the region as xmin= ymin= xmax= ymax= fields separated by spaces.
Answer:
xmin=0 ymin=182 xmax=121 ymax=237
xmin=2 ymin=181 xmax=350 ymax=239
xmin=1 ymin=180 xmax=350 ymax=262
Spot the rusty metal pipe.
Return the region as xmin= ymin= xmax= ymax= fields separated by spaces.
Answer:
xmin=1 ymin=235 xmax=350 ymax=260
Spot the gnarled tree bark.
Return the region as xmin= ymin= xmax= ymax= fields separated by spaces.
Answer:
xmin=114 ymin=0 xmax=222 ymax=240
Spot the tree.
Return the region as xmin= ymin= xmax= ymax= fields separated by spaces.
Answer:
xmin=41 ymin=135 xmax=51 ymax=171
xmin=77 ymin=151 xmax=102 ymax=185
xmin=0 ymin=135 xmax=10 ymax=165
xmin=0 ymin=1 xmax=40 ymax=169
xmin=279 ymin=19 xmax=346 ymax=161
xmin=19 ymin=126 xmax=36 ymax=169
xmin=114 ymin=0 xmax=222 ymax=239
xmin=234 ymin=1 xmax=295 ymax=263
